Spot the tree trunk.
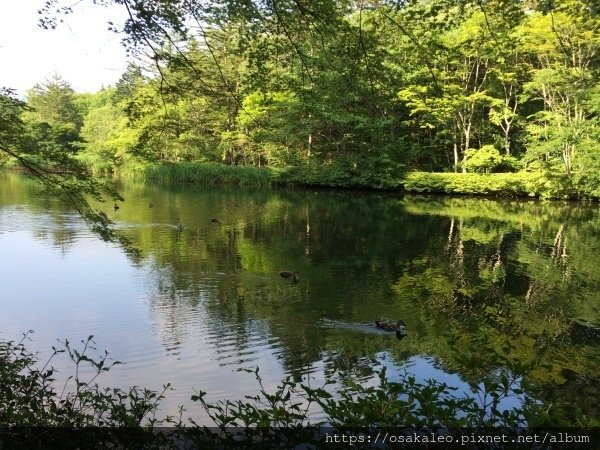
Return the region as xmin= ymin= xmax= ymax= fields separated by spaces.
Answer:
xmin=453 ymin=142 xmax=459 ymax=173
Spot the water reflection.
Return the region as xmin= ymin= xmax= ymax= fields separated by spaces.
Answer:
xmin=0 ymin=172 xmax=599 ymax=422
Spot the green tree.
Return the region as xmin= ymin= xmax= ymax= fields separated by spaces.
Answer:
xmin=79 ymin=88 xmax=140 ymax=172
xmin=464 ymin=144 xmax=503 ymax=173
xmin=113 ymin=62 xmax=145 ymax=105
xmin=482 ymin=0 xmax=529 ymax=157
xmin=0 ymin=88 xmax=28 ymax=165
xmin=24 ymin=74 xmax=84 ymax=153
xmin=518 ymin=5 xmax=600 ymax=176
xmin=395 ymin=3 xmax=495 ymax=172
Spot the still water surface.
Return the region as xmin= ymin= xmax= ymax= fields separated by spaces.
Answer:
xmin=1 ymin=172 xmax=599 ymax=422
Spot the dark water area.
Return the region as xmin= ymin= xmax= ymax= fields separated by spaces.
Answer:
xmin=1 ymin=172 xmax=599 ymax=423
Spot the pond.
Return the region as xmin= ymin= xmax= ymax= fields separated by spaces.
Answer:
xmin=1 ymin=171 xmax=599 ymax=423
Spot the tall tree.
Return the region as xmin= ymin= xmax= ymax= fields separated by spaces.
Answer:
xmin=519 ymin=3 xmax=600 ymax=175
xmin=24 ymin=74 xmax=84 ymax=153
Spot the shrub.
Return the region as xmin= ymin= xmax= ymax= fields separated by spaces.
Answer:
xmin=0 ymin=332 xmax=169 ymax=428
xmin=401 ymin=172 xmax=577 ymax=199
xmin=281 ymin=157 xmax=403 ymax=190
xmin=464 ymin=145 xmax=503 ymax=173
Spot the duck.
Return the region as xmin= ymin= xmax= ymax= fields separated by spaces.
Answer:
xmin=113 ymin=203 xmax=120 ymax=211
xmin=280 ymin=270 xmax=300 ymax=283
xmin=375 ymin=319 xmax=407 ymax=340
xmin=177 ymin=224 xmax=184 ymax=232
xmin=211 ymin=217 xmax=220 ymax=223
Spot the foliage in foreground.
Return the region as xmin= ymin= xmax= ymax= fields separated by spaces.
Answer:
xmin=1 ymin=331 xmax=590 ymax=448
xmin=0 ymin=332 xmax=168 ymax=427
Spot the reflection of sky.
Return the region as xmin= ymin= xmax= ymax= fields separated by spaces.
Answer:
xmin=0 ymin=209 xmax=305 ymax=419
xmin=0 ymin=206 xmax=526 ymax=424
xmin=0 ymin=226 xmax=152 ymax=363
xmin=375 ymin=353 xmax=526 ymax=421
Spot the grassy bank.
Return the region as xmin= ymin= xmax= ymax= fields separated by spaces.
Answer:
xmin=113 ymin=160 xmax=588 ymax=199
xmin=118 ymin=161 xmax=396 ymax=189
xmin=119 ymin=162 xmax=280 ymax=185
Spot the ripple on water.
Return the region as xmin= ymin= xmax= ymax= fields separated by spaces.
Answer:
xmin=0 ymin=208 xmax=90 ymax=235
xmin=206 ymin=325 xmax=283 ymax=366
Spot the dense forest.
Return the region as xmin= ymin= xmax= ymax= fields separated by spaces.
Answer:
xmin=2 ymin=0 xmax=600 ymax=196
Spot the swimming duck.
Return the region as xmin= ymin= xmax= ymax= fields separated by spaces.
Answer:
xmin=211 ymin=217 xmax=220 ymax=223
xmin=375 ymin=319 xmax=407 ymax=339
xmin=280 ymin=271 xmax=300 ymax=283
xmin=113 ymin=203 xmax=120 ymax=211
